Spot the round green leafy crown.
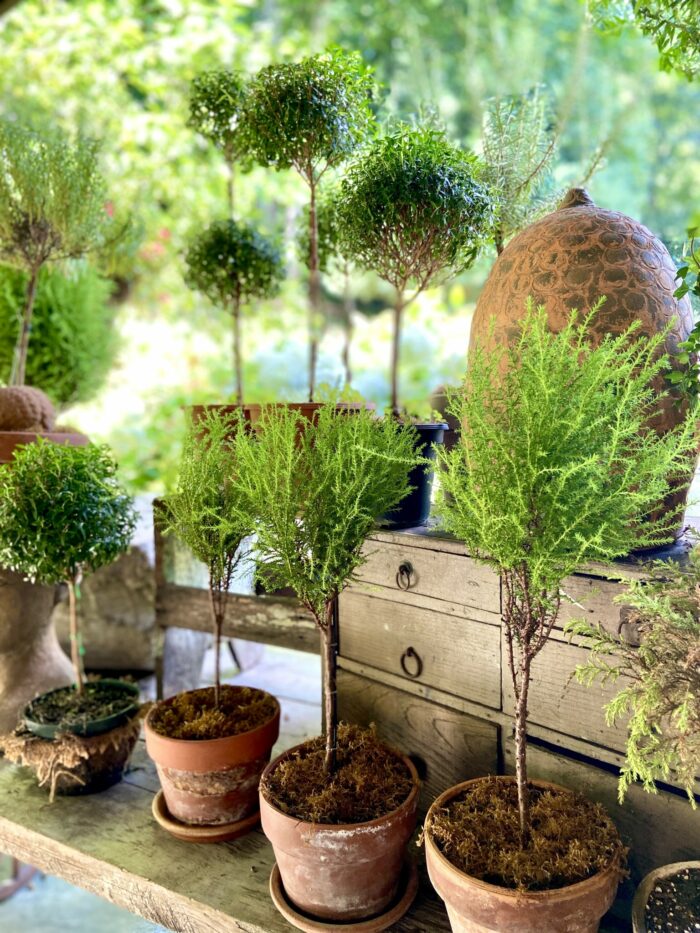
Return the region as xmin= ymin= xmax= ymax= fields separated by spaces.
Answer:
xmin=187 ymin=69 xmax=251 ymax=165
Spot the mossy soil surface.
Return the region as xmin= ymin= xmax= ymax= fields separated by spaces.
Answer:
xmin=149 ymin=685 xmax=278 ymax=740
xmin=428 ymin=777 xmax=626 ymax=892
xmin=645 ymin=867 xmax=700 ymax=932
xmin=261 ymin=723 xmax=415 ymax=824
xmin=27 ymin=682 xmax=137 ymax=728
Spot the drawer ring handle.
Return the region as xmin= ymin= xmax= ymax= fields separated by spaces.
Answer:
xmin=400 ymin=646 xmax=423 ymax=679
xmin=396 ymin=561 xmax=415 ymax=591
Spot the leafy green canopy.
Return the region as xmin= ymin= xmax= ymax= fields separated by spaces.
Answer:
xmin=233 ymin=402 xmax=420 ymax=623
xmin=244 ymin=48 xmax=376 ymax=183
xmin=0 ymin=121 xmax=108 ymax=272
xmin=0 ymin=262 xmax=118 ymax=408
xmin=184 ymin=219 xmax=283 ymax=309
xmin=338 ymin=124 xmax=495 ymax=294
xmin=569 ymin=551 xmax=700 ymax=807
xmin=188 ymin=69 xmax=250 ymax=165
xmin=439 ymin=302 xmax=698 ymax=598
xmin=0 ymin=439 xmax=135 ymax=585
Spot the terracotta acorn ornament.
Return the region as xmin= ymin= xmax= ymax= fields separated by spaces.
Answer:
xmin=0 ymin=386 xmax=88 ymax=463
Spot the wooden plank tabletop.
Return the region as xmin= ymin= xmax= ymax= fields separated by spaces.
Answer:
xmin=0 ymin=740 xmax=450 ymax=933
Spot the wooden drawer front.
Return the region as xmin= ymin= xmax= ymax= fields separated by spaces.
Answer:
xmin=501 ymin=639 xmax=628 ymax=752
xmin=353 ymin=540 xmax=501 ymax=615
xmin=339 ymin=591 xmax=501 ymax=709
xmin=557 ymin=574 xmax=627 ymax=637
xmin=338 ymin=670 xmax=499 ymax=813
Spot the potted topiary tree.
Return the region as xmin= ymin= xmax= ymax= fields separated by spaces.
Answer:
xmin=423 ymin=303 xmax=698 ymax=932
xmin=232 ymin=401 xmax=422 ymax=925
xmin=184 ymin=219 xmax=283 ymax=410
xmin=568 ymin=550 xmax=700 ymax=932
xmin=0 ymin=439 xmax=140 ymax=797
xmin=337 ymin=122 xmax=495 ymax=526
xmin=244 ymin=48 xmax=375 ymax=403
xmin=144 ymin=408 xmax=280 ymax=842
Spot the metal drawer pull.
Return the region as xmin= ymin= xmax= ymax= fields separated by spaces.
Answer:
xmin=396 ymin=561 xmax=415 ymax=590
xmin=400 ymin=646 xmax=423 ymax=679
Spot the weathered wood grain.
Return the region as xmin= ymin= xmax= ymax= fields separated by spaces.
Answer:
xmin=339 ymin=591 xmax=501 ymax=709
xmin=337 ymin=670 xmax=499 ymax=813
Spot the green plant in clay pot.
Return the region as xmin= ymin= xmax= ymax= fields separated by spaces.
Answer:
xmin=232 ymin=401 xmax=423 ymax=924
xmin=184 ymin=220 xmax=282 ymax=408
xmin=0 ymin=439 xmax=139 ymax=797
xmin=244 ymin=48 xmax=376 ymax=402
xmin=423 ymin=303 xmax=698 ymax=933
xmin=144 ymin=408 xmax=280 ymax=840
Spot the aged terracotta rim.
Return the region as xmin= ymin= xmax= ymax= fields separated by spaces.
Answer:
xmin=260 ymin=740 xmax=420 ymax=832
xmin=268 ymin=857 xmax=419 ymax=932
xmin=424 ymin=775 xmax=624 ymax=902
xmin=145 ymin=687 xmax=280 ymax=773
xmin=151 ymin=789 xmax=261 ymax=843
xmin=0 ymin=431 xmax=89 ymax=463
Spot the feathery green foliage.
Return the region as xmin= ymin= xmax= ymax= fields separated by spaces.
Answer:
xmin=0 ymin=262 xmax=118 ymax=408
xmin=568 ymin=551 xmax=700 ymax=806
xmin=338 ymin=123 xmax=495 ymax=411
xmin=184 ymin=219 xmax=282 ymax=404
xmin=438 ymin=301 xmax=698 ymax=841
xmin=233 ymin=401 xmax=420 ymax=771
xmin=481 ymin=87 xmax=559 ymax=255
xmin=162 ymin=408 xmax=257 ymax=703
xmin=0 ymin=439 xmax=135 ymax=690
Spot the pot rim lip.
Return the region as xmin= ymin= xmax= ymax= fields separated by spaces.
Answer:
xmin=144 ymin=685 xmax=281 ymax=748
xmin=424 ymin=776 xmax=623 ymax=901
xmin=259 ymin=738 xmax=420 ymax=832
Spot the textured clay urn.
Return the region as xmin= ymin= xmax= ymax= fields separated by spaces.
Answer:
xmin=145 ymin=687 xmax=280 ymax=838
xmin=259 ymin=744 xmax=420 ymax=923
xmin=425 ymin=778 xmax=622 ymax=933
xmin=0 ymin=568 xmax=73 ymax=734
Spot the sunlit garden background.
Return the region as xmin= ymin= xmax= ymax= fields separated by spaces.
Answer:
xmin=1 ymin=0 xmax=698 ymax=491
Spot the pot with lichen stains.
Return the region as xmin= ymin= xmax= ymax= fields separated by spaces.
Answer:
xmin=259 ymin=743 xmax=419 ymax=924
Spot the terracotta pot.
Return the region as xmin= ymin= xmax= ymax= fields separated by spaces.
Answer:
xmin=0 ymin=430 xmax=89 ymax=464
xmin=259 ymin=744 xmax=420 ymax=922
xmin=0 ymin=568 xmax=73 ymax=734
xmin=189 ymin=403 xmax=261 ymax=430
xmin=424 ymin=777 xmax=622 ymax=933
xmin=631 ymin=861 xmax=700 ymax=933
xmin=144 ymin=687 xmax=280 ymax=827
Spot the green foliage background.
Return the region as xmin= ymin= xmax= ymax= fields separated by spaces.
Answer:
xmin=0 ymin=0 xmax=697 ymax=489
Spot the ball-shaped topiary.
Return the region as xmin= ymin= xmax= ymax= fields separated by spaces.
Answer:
xmin=184 ymin=219 xmax=283 ymax=404
xmin=338 ymin=123 xmax=495 ymax=412
xmin=0 ymin=439 xmax=135 ymax=691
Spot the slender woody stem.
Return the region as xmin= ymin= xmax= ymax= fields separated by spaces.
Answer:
xmin=391 ymin=289 xmax=404 ymax=416
xmin=12 ymin=265 xmax=40 ymax=387
xmin=232 ymin=291 xmax=243 ymax=406
xmin=342 ymin=266 xmax=353 ymax=387
xmin=67 ymin=576 xmax=85 ymax=694
xmin=308 ymin=177 xmax=321 ymax=402
xmin=322 ymin=597 xmax=339 ymax=775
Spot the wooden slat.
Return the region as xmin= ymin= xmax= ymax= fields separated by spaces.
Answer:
xmin=339 ymin=591 xmax=502 ymax=709
xmin=338 ymin=670 xmax=499 ymax=814
xmin=157 ymin=583 xmax=318 ymax=654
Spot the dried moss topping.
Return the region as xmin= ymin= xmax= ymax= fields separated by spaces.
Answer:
xmin=428 ymin=777 xmax=626 ymax=892
xmin=261 ymin=723 xmax=415 ymax=824
xmin=28 ymin=682 xmax=137 ymax=727
xmin=149 ymin=686 xmax=277 ymax=741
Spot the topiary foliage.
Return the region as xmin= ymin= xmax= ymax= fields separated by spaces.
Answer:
xmin=0 ymin=262 xmax=118 ymax=409
xmin=0 ymin=121 xmax=110 ymax=386
xmin=0 ymin=440 xmax=135 ymax=691
xmin=245 ymin=48 xmax=376 ymax=401
xmin=438 ymin=302 xmax=698 ymax=844
xmin=162 ymin=408 xmax=257 ymax=706
xmin=184 ymin=219 xmax=282 ymax=405
xmin=338 ymin=123 xmax=495 ymax=412
xmin=232 ymin=401 xmax=421 ymax=773
xmin=568 ymin=550 xmax=700 ymax=807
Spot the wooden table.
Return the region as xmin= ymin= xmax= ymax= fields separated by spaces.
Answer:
xmin=0 ymin=740 xmax=450 ymax=933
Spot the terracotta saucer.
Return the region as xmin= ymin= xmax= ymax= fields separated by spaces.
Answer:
xmin=269 ymin=858 xmax=419 ymax=932
xmin=152 ymin=790 xmax=260 ymax=843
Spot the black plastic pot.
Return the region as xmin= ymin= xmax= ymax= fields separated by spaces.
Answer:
xmin=24 ymin=679 xmax=140 ymax=740
xmin=380 ymin=423 xmax=448 ymax=529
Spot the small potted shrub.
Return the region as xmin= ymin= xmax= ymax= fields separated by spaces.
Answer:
xmin=144 ymin=408 xmax=280 ymax=842
xmin=184 ymin=219 xmax=282 ymax=415
xmin=244 ymin=48 xmax=375 ymax=403
xmin=337 ymin=123 xmax=495 ymax=526
xmin=423 ymin=304 xmax=697 ymax=932
xmin=233 ymin=402 xmax=422 ymax=925
xmin=569 ymin=550 xmax=700 ymax=932
xmin=0 ymin=439 xmax=139 ymax=797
